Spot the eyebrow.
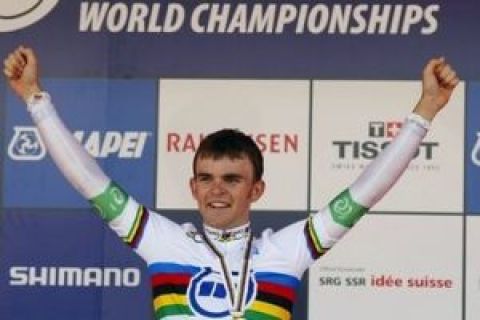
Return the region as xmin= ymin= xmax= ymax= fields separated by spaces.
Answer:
xmin=222 ymin=173 xmax=244 ymax=180
xmin=195 ymin=172 xmax=245 ymax=180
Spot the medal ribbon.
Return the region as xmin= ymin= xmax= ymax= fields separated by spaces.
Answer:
xmin=202 ymin=230 xmax=253 ymax=317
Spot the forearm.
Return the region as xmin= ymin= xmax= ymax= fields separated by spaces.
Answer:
xmin=27 ymin=92 xmax=110 ymax=199
xmin=349 ymin=113 xmax=428 ymax=207
xmin=307 ymin=114 xmax=429 ymax=256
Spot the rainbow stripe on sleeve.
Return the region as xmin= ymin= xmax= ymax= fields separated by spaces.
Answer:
xmin=123 ymin=205 xmax=149 ymax=248
xmin=304 ymin=215 xmax=327 ymax=259
xmin=149 ymin=262 xmax=200 ymax=319
xmin=245 ymin=272 xmax=300 ymax=320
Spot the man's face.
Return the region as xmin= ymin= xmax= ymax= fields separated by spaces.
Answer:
xmin=190 ymin=155 xmax=265 ymax=229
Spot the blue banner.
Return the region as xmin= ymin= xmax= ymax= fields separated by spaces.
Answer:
xmin=3 ymin=79 xmax=156 ymax=208
xmin=0 ymin=1 xmax=479 ymax=79
xmin=466 ymin=82 xmax=480 ymax=213
xmin=0 ymin=210 xmax=152 ymax=320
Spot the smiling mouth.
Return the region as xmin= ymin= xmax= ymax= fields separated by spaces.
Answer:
xmin=208 ymin=202 xmax=230 ymax=209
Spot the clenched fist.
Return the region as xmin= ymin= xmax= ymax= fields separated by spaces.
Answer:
xmin=3 ymin=45 xmax=42 ymax=102
xmin=414 ymin=57 xmax=460 ymax=121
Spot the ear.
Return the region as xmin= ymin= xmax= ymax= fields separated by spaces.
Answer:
xmin=250 ymin=180 xmax=265 ymax=202
xmin=189 ymin=177 xmax=198 ymax=200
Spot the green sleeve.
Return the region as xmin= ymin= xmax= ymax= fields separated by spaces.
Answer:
xmin=328 ymin=189 xmax=368 ymax=228
xmin=89 ymin=181 xmax=129 ymax=222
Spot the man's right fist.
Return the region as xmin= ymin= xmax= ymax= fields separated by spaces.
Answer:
xmin=3 ymin=45 xmax=41 ymax=102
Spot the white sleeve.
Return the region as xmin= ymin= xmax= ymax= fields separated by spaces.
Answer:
xmin=307 ymin=115 xmax=429 ymax=258
xmin=349 ymin=115 xmax=428 ymax=207
xmin=26 ymin=92 xmax=110 ymax=199
xmin=25 ymin=92 xmax=189 ymax=264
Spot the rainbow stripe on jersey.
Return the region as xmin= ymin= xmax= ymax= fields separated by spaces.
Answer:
xmin=149 ymin=262 xmax=200 ymax=319
xmin=147 ymin=262 xmax=300 ymax=320
xmin=245 ymin=272 xmax=299 ymax=320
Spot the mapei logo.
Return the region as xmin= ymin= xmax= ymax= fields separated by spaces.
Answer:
xmin=8 ymin=126 xmax=151 ymax=161
xmin=471 ymin=132 xmax=480 ymax=167
xmin=0 ymin=0 xmax=59 ymax=32
xmin=188 ymin=267 xmax=256 ymax=318
xmin=8 ymin=126 xmax=46 ymax=160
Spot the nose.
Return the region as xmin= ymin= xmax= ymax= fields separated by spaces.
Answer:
xmin=209 ymin=180 xmax=226 ymax=195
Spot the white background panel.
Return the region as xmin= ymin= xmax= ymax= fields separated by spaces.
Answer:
xmin=157 ymin=79 xmax=310 ymax=210
xmin=309 ymin=214 xmax=462 ymax=320
xmin=311 ymin=81 xmax=464 ymax=213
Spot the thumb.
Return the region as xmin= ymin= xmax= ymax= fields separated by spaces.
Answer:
xmin=18 ymin=46 xmax=37 ymax=67
xmin=423 ymin=56 xmax=444 ymax=77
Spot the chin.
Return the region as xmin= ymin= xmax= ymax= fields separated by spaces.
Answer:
xmin=206 ymin=218 xmax=236 ymax=230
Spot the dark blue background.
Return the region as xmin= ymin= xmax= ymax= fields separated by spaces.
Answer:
xmin=3 ymin=79 xmax=156 ymax=208
xmin=466 ymin=82 xmax=479 ymax=214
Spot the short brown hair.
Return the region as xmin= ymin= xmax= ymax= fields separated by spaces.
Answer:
xmin=193 ymin=129 xmax=264 ymax=181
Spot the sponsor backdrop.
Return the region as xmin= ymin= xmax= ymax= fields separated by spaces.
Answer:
xmin=0 ymin=1 xmax=478 ymax=319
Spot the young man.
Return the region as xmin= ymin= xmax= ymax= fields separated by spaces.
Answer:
xmin=3 ymin=46 xmax=459 ymax=319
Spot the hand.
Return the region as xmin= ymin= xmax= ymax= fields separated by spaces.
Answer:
xmin=413 ymin=57 xmax=460 ymax=121
xmin=3 ymin=45 xmax=42 ymax=103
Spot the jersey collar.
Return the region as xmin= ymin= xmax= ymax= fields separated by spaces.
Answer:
xmin=203 ymin=223 xmax=251 ymax=243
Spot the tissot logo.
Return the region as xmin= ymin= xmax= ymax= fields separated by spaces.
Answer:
xmin=332 ymin=120 xmax=438 ymax=161
xmin=0 ymin=0 xmax=59 ymax=32
xmin=368 ymin=121 xmax=402 ymax=138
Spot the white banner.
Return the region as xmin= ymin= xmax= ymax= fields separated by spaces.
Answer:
xmin=309 ymin=214 xmax=463 ymax=320
xmin=157 ymin=79 xmax=310 ymax=210
xmin=311 ymin=80 xmax=464 ymax=212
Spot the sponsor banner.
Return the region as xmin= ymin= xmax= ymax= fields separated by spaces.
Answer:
xmin=3 ymin=79 xmax=156 ymax=208
xmin=466 ymin=82 xmax=480 ymax=213
xmin=309 ymin=214 xmax=462 ymax=320
xmin=0 ymin=210 xmax=152 ymax=320
xmin=0 ymin=1 xmax=479 ymax=79
xmin=311 ymin=80 xmax=464 ymax=213
xmin=466 ymin=216 xmax=480 ymax=320
xmin=157 ymin=79 xmax=309 ymax=210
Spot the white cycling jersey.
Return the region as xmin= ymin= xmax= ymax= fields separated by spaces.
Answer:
xmin=26 ymin=92 xmax=429 ymax=319
xmin=110 ymin=196 xmax=315 ymax=319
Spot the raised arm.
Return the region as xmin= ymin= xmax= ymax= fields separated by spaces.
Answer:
xmin=304 ymin=57 xmax=459 ymax=260
xmin=3 ymin=46 xmax=116 ymax=219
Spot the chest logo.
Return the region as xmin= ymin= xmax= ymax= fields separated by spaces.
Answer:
xmin=187 ymin=267 xmax=256 ymax=318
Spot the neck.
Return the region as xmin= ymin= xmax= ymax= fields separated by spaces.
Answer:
xmin=203 ymin=222 xmax=250 ymax=243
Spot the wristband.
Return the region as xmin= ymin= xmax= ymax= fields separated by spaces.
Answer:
xmin=406 ymin=112 xmax=431 ymax=131
xmin=26 ymin=91 xmax=55 ymax=123
xmin=26 ymin=91 xmax=50 ymax=110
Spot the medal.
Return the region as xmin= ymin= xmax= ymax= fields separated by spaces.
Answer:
xmin=202 ymin=229 xmax=253 ymax=319
xmin=231 ymin=311 xmax=246 ymax=320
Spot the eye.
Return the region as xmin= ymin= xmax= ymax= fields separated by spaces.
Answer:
xmin=224 ymin=175 xmax=241 ymax=184
xmin=196 ymin=174 xmax=212 ymax=183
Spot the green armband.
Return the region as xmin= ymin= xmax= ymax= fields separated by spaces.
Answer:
xmin=89 ymin=181 xmax=128 ymax=222
xmin=329 ymin=189 xmax=368 ymax=228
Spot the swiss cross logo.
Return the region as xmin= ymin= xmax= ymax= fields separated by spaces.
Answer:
xmin=386 ymin=122 xmax=402 ymax=137
xmin=368 ymin=121 xmax=402 ymax=138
